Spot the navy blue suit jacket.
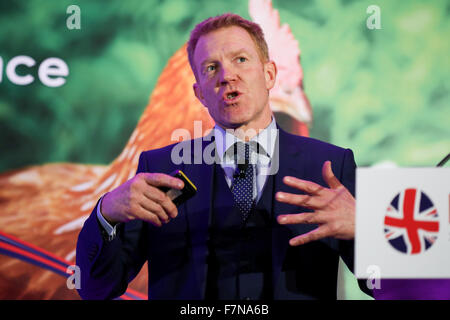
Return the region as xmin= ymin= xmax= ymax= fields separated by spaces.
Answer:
xmin=76 ymin=127 xmax=367 ymax=299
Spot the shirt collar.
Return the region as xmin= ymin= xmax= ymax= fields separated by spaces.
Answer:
xmin=213 ymin=116 xmax=278 ymax=163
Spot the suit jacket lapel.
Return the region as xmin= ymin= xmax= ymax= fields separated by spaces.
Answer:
xmin=271 ymin=128 xmax=305 ymax=290
xmin=182 ymin=132 xmax=216 ymax=298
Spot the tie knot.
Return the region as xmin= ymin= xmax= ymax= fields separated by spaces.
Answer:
xmin=227 ymin=141 xmax=267 ymax=165
xmin=233 ymin=142 xmax=251 ymax=164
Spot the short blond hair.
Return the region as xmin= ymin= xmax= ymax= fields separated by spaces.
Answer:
xmin=187 ymin=13 xmax=269 ymax=78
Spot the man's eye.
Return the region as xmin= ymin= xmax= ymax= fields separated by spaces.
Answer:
xmin=206 ymin=65 xmax=216 ymax=72
xmin=237 ymin=57 xmax=247 ymax=63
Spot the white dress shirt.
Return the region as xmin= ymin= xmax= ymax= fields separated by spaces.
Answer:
xmin=212 ymin=116 xmax=278 ymax=203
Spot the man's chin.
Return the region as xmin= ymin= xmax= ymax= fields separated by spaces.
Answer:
xmin=216 ymin=113 xmax=249 ymax=129
xmin=217 ymin=121 xmax=244 ymax=130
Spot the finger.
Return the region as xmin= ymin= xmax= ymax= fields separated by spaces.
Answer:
xmin=141 ymin=173 xmax=184 ymax=190
xmin=132 ymin=204 xmax=163 ymax=227
xmin=158 ymin=196 xmax=179 ymax=219
xmin=141 ymin=198 xmax=171 ymax=223
xmin=143 ymin=185 xmax=179 ymax=219
xmin=275 ymin=192 xmax=322 ymax=209
xmin=277 ymin=212 xmax=322 ymax=225
xmin=282 ymin=176 xmax=324 ymax=195
xmin=138 ymin=198 xmax=170 ymax=223
xmin=322 ymin=161 xmax=341 ymax=189
xmin=289 ymin=226 xmax=330 ymax=246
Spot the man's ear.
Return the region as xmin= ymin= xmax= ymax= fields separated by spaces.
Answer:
xmin=264 ymin=60 xmax=277 ymax=90
xmin=193 ymin=83 xmax=207 ymax=107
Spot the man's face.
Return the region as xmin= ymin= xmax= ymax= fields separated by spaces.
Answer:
xmin=193 ymin=26 xmax=276 ymax=132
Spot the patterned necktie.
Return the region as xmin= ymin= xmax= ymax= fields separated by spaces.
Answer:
xmin=231 ymin=142 xmax=254 ymax=222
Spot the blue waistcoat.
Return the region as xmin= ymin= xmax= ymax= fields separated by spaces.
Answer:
xmin=205 ymin=163 xmax=275 ymax=300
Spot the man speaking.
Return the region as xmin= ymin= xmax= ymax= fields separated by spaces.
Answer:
xmin=76 ymin=13 xmax=370 ymax=300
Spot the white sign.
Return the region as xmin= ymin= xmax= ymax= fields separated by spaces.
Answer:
xmin=355 ymin=168 xmax=450 ymax=278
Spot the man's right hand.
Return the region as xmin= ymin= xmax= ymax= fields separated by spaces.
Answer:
xmin=100 ymin=173 xmax=185 ymax=227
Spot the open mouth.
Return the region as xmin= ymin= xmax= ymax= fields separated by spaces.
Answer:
xmin=223 ymin=90 xmax=241 ymax=103
xmin=227 ymin=92 xmax=238 ymax=99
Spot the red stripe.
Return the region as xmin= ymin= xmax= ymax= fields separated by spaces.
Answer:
xmin=0 ymin=242 xmax=68 ymax=273
xmin=406 ymin=189 xmax=423 ymax=254
xmin=385 ymin=217 xmax=439 ymax=231
xmin=119 ymin=294 xmax=133 ymax=300
xmin=124 ymin=288 xmax=147 ymax=300
xmin=385 ymin=232 xmax=394 ymax=239
xmin=0 ymin=230 xmax=72 ymax=265
xmin=0 ymin=229 xmax=148 ymax=300
xmin=384 ymin=217 xmax=406 ymax=228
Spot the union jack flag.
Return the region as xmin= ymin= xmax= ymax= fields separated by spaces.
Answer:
xmin=384 ymin=188 xmax=439 ymax=255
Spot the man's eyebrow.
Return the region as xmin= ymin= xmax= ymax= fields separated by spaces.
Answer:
xmin=199 ymin=48 xmax=251 ymax=67
xmin=200 ymin=58 xmax=216 ymax=68
xmin=228 ymin=48 xmax=250 ymax=58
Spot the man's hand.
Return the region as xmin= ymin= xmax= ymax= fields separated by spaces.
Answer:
xmin=275 ymin=161 xmax=355 ymax=246
xmin=101 ymin=173 xmax=184 ymax=227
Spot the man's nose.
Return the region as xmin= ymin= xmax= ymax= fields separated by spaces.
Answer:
xmin=219 ymin=64 xmax=237 ymax=85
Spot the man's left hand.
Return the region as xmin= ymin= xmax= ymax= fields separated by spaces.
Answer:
xmin=275 ymin=161 xmax=355 ymax=246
